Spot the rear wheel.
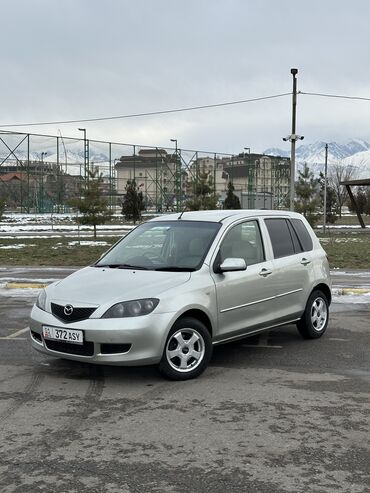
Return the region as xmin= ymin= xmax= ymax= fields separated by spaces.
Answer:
xmin=297 ymin=290 xmax=329 ymax=339
xmin=158 ymin=317 xmax=212 ymax=380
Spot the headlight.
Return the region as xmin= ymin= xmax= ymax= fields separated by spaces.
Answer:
xmin=36 ymin=289 xmax=47 ymax=311
xmin=102 ymin=298 xmax=159 ymax=318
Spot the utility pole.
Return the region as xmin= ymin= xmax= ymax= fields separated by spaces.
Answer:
xmin=290 ymin=68 xmax=298 ymax=211
xmin=323 ymin=143 xmax=328 ymax=234
xmin=283 ymin=69 xmax=303 ymax=211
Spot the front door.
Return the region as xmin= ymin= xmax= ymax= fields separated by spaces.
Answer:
xmin=211 ymin=219 xmax=277 ymax=341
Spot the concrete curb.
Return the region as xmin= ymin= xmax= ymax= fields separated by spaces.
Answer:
xmin=5 ymin=282 xmax=48 ymax=289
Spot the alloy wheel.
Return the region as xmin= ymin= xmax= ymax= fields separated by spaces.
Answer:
xmin=166 ymin=328 xmax=205 ymax=373
xmin=311 ymin=297 xmax=328 ymax=332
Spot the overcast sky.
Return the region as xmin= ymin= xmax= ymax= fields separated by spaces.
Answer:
xmin=1 ymin=0 xmax=370 ymax=154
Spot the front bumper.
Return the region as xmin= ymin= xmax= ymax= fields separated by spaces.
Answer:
xmin=29 ymin=305 xmax=175 ymax=366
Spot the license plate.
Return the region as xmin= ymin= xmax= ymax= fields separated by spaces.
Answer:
xmin=43 ymin=326 xmax=83 ymax=345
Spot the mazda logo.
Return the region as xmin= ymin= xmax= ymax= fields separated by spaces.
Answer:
xmin=64 ymin=304 xmax=74 ymax=316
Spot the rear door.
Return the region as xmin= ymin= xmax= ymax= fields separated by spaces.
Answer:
xmin=263 ymin=217 xmax=314 ymax=321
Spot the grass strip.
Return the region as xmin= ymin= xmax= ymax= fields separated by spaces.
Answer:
xmin=0 ymin=231 xmax=369 ymax=269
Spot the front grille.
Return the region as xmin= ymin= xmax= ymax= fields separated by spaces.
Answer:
xmin=100 ymin=343 xmax=131 ymax=354
xmin=51 ymin=303 xmax=97 ymax=323
xmin=44 ymin=339 xmax=94 ymax=356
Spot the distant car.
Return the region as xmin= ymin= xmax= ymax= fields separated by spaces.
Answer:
xmin=30 ymin=210 xmax=331 ymax=380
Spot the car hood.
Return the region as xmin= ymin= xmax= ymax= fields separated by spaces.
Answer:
xmin=47 ymin=266 xmax=191 ymax=306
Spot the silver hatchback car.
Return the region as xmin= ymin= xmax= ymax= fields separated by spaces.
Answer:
xmin=30 ymin=210 xmax=331 ymax=380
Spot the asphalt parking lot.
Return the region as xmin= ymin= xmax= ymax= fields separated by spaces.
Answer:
xmin=0 ymin=267 xmax=370 ymax=492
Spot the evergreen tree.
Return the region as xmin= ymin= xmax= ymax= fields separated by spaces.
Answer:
xmin=0 ymin=197 xmax=5 ymax=221
xmin=364 ymin=189 xmax=370 ymax=216
xmin=185 ymin=171 xmax=218 ymax=211
xmin=70 ymin=169 xmax=112 ymax=238
xmin=121 ymin=180 xmax=144 ymax=224
xmin=223 ymin=181 xmax=241 ymax=209
xmin=294 ymin=163 xmax=320 ymax=227
xmin=318 ymin=172 xmax=337 ymax=224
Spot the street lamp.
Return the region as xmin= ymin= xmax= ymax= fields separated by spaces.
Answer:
xmin=39 ymin=152 xmax=47 ymax=213
xmin=244 ymin=147 xmax=253 ymax=207
xmin=170 ymin=139 xmax=180 ymax=211
xmin=78 ymin=128 xmax=88 ymax=180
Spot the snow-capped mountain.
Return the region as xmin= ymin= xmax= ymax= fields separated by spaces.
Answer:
xmin=265 ymin=139 xmax=370 ymax=163
xmin=264 ymin=139 xmax=370 ymax=178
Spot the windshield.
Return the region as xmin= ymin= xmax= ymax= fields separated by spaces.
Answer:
xmin=96 ymin=220 xmax=221 ymax=271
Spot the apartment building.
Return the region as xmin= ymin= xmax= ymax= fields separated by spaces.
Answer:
xmin=223 ymin=153 xmax=291 ymax=208
xmin=115 ymin=148 xmax=181 ymax=209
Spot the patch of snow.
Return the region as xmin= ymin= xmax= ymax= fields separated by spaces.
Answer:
xmin=331 ymin=271 xmax=370 ymax=277
xmin=68 ymin=241 xmax=109 ymax=246
xmin=333 ymin=293 xmax=370 ymax=304
xmin=51 ymin=241 xmax=110 ymax=249
xmin=0 ymin=244 xmax=36 ymax=249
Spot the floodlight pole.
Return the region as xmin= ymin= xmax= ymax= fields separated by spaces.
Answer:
xmin=244 ymin=147 xmax=251 ymax=205
xmin=78 ymin=128 xmax=88 ymax=182
xmin=170 ymin=139 xmax=179 ymax=211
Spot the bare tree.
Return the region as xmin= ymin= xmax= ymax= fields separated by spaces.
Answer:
xmin=328 ymin=161 xmax=358 ymax=217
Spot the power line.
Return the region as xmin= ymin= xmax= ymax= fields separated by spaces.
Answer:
xmin=300 ymin=91 xmax=370 ymax=102
xmin=0 ymin=92 xmax=291 ymax=128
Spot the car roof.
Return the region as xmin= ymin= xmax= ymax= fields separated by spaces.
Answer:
xmin=149 ymin=209 xmax=304 ymax=224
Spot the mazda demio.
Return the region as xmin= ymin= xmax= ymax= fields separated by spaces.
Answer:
xmin=30 ymin=210 xmax=331 ymax=380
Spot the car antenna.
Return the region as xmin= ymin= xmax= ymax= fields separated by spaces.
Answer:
xmin=178 ymin=207 xmax=187 ymax=220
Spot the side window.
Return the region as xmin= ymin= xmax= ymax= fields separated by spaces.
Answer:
xmin=290 ymin=219 xmax=313 ymax=251
xmin=220 ymin=220 xmax=265 ymax=265
xmin=265 ymin=218 xmax=295 ymax=259
xmin=286 ymin=220 xmax=303 ymax=253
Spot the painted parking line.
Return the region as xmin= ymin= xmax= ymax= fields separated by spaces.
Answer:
xmin=241 ymin=344 xmax=283 ymax=349
xmin=0 ymin=327 xmax=29 ymax=340
xmin=333 ymin=287 xmax=370 ymax=295
xmin=258 ymin=331 xmax=269 ymax=346
xmin=5 ymin=282 xmax=48 ymax=289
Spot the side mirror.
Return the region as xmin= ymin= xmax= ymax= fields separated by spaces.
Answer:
xmin=219 ymin=258 xmax=247 ymax=272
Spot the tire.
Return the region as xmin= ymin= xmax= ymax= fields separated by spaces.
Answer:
xmin=158 ymin=317 xmax=212 ymax=380
xmin=297 ymin=290 xmax=329 ymax=339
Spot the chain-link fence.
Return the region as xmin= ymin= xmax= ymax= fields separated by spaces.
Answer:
xmin=0 ymin=130 xmax=291 ymax=214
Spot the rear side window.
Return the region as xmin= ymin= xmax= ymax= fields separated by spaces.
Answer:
xmin=291 ymin=219 xmax=313 ymax=251
xmin=286 ymin=220 xmax=302 ymax=253
xmin=265 ymin=218 xmax=295 ymax=258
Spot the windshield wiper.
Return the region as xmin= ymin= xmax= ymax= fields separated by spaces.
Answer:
xmin=154 ymin=266 xmax=196 ymax=272
xmin=95 ymin=263 xmax=149 ymax=270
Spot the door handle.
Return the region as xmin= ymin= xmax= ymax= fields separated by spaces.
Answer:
xmin=259 ymin=268 xmax=272 ymax=277
xmin=300 ymin=258 xmax=311 ymax=266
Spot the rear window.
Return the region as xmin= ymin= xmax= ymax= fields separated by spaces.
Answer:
xmin=290 ymin=219 xmax=313 ymax=251
xmin=265 ymin=218 xmax=295 ymax=258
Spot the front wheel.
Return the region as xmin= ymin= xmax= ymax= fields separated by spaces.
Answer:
xmin=297 ymin=290 xmax=329 ymax=339
xmin=158 ymin=317 xmax=212 ymax=380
